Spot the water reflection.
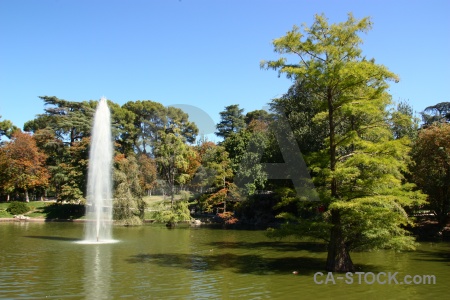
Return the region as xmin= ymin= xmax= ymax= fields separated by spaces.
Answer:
xmin=84 ymin=244 xmax=112 ymax=300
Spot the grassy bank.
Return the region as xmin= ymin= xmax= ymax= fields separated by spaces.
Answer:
xmin=0 ymin=201 xmax=86 ymax=220
xmin=0 ymin=194 xmax=183 ymax=221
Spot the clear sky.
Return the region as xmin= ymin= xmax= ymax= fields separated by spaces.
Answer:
xmin=1 ymin=0 xmax=449 ymax=140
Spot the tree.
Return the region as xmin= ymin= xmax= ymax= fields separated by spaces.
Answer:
xmin=113 ymin=154 xmax=146 ymax=225
xmin=137 ymin=154 xmax=157 ymax=196
xmin=390 ymin=100 xmax=420 ymax=140
xmin=153 ymin=129 xmax=196 ymax=206
xmin=108 ymin=101 xmax=139 ymax=155
xmin=193 ymin=141 xmax=234 ymax=212
xmin=270 ymin=80 xmax=327 ymax=154
xmin=122 ymin=100 xmax=198 ymax=154
xmin=234 ymin=131 xmax=270 ymax=195
xmin=421 ymin=102 xmax=450 ymax=126
xmin=245 ymin=109 xmax=273 ymax=125
xmin=57 ymin=137 xmax=90 ymax=202
xmin=262 ymin=14 xmax=425 ymax=272
xmin=0 ymin=116 xmax=18 ymax=141
xmin=215 ymin=104 xmax=246 ymax=138
xmin=24 ymin=96 xmax=95 ymax=144
xmin=411 ymin=123 xmax=450 ymax=227
xmin=0 ymin=131 xmax=49 ymax=202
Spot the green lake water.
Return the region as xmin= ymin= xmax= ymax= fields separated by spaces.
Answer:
xmin=0 ymin=222 xmax=448 ymax=299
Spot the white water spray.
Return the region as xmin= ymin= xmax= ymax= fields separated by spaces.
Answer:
xmin=84 ymin=97 xmax=114 ymax=243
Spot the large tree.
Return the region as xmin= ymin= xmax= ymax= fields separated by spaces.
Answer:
xmin=24 ymin=96 xmax=95 ymax=144
xmin=0 ymin=116 xmax=18 ymax=141
xmin=122 ymin=100 xmax=198 ymax=154
xmin=411 ymin=123 xmax=450 ymax=227
xmin=262 ymin=14 xmax=425 ymax=272
xmin=153 ymin=129 xmax=196 ymax=206
xmin=215 ymin=104 xmax=246 ymax=138
xmin=421 ymin=102 xmax=450 ymax=126
xmin=113 ymin=154 xmax=146 ymax=225
xmin=0 ymin=131 xmax=49 ymax=201
xmin=193 ymin=141 xmax=234 ymax=212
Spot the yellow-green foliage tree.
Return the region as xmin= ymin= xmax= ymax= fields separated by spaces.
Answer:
xmin=262 ymin=14 xmax=425 ymax=272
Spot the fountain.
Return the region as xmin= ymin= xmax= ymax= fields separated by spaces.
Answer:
xmin=82 ymin=97 xmax=115 ymax=243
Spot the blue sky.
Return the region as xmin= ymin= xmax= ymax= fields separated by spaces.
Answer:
xmin=1 ymin=0 xmax=449 ymax=141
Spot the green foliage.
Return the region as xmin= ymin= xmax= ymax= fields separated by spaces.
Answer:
xmin=24 ymin=96 xmax=95 ymax=144
xmin=0 ymin=116 xmax=18 ymax=140
xmin=222 ymin=130 xmax=253 ymax=173
xmin=153 ymin=200 xmax=192 ymax=226
xmin=270 ymin=81 xmax=327 ymax=154
xmin=154 ymin=130 xmax=196 ymax=204
xmin=0 ymin=208 xmax=12 ymax=218
xmin=421 ymin=102 xmax=450 ymax=126
xmin=244 ymin=109 xmax=273 ymax=126
xmin=113 ymin=154 xmax=146 ymax=225
xmin=122 ymin=100 xmax=198 ymax=153
xmin=216 ymin=104 xmax=246 ymax=138
xmin=390 ymin=100 xmax=420 ymax=140
xmin=7 ymin=201 xmax=31 ymax=215
xmin=192 ymin=141 xmax=233 ymax=193
xmin=42 ymin=203 xmax=85 ymax=220
xmin=234 ymin=131 xmax=269 ymax=195
xmin=262 ymin=13 xmax=426 ymax=271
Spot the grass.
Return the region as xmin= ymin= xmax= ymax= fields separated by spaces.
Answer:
xmin=0 ymin=201 xmax=85 ymax=220
xmin=0 ymin=192 xmax=195 ymax=220
xmin=0 ymin=201 xmax=49 ymax=218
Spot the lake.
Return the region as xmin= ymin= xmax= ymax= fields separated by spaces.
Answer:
xmin=0 ymin=222 xmax=448 ymax=299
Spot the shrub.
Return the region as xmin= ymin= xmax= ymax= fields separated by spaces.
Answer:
xmin=7 ymin=201 xmax=31 ymax=215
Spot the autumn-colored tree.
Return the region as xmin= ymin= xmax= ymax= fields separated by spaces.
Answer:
xmin=0 ymin=131 xmax=49 ymax=201
xmin=137 ymin=154 xmax=157 ymax=196
xmin=58 ymin=137 xmax=90 ymax=202
xmin=193 ymin=141 xmax=234 ymax=212
xmin=411 ymin=123 xmax=450 ymax=227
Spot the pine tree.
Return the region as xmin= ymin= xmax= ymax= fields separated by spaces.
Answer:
xmin=215 ymin=104 xmax=246 ymax=138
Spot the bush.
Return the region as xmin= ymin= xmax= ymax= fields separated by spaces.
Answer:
xmin=7 ymin=201 xmax=31 ymax=215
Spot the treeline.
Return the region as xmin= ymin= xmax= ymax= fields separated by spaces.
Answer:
xmin=1 ymin=13 xmax=450 ymax=272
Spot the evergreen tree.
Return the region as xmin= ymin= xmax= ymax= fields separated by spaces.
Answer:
xmin=215 ymin=104 xmax=246 ymax=138
xmin=421 ymin=102 xmax=450 ymax=126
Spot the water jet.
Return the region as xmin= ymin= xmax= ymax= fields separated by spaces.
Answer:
xmin=83 ymin=97 xmax=116 ymax=244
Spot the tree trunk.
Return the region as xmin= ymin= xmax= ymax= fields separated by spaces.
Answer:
xmin=326 ymin=210 xmax=354 ymax=272
xmin=25 ymin=190 xmax=30 ymax=202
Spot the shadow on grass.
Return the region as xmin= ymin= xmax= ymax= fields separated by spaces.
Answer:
xmin=23 ymin=235 xmax=81 ymax=242
xmin=42 ymin=203 xmax=85 ymax=220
